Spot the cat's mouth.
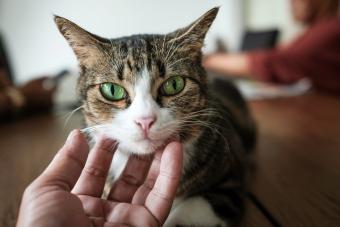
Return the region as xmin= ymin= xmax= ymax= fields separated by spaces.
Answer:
xmin=138 ymin=131 xmax=179 ymax=145
xmin=120 ymin=133 xmax=179 ymax=155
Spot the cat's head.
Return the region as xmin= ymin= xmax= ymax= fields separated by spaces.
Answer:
xmin=55 ymin=8 xmax=218 ymax=155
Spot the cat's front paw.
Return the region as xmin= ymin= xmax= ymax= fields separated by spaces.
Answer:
xmin=164 ymin=197 xmax=228 ymax=227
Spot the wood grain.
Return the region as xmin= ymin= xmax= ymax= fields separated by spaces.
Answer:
xmin=245 ymin=93 xmax=340 ymax=227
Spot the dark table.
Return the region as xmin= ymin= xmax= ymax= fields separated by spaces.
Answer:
xmin=1 ymin=93 xmax=340 ymax=227
xmin=241 ymin=93 xmax=340 ymax=227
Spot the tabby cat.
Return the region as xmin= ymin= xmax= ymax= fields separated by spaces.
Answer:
xmin=55 ymin=7 xmax=256 ymax=226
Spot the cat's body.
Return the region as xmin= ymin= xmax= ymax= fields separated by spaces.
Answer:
xmin=55 ymin=8 xmax=255 ymax=226
xmin=166 ymin=79 xmax=255 ymax=226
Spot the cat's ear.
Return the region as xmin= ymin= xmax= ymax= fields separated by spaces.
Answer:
xmin=167 ymin=7 xmax=219 ymax=55
xmin=54 ymin=16 xmax=107 ymax=68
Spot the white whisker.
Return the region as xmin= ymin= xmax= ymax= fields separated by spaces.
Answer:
xmin=63 ymin=105 xmax=84 ymax=129
xmin=167 ymin=57 xmax=190 ymax=69
xmin=166 ymin=41 xmax=187 ymax=63
xmin=161 ymin=34 xmax=168 ymax=58
xmin=164 ymin=31 xmax=180 ymax=62
xmin=80 ymin=124 xmax=110 ymax=134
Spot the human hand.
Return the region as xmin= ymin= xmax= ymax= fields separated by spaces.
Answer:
xmin=16 ymin=130 xmax=183 ymax=227
xmin=19 ymin=77 xmax=56 ymax=112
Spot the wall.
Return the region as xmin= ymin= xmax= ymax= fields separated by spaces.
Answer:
xmin=244 ymin=0 xmax=302 ymax=42
xmin=0 ymin=0 xmax=244 ymax=83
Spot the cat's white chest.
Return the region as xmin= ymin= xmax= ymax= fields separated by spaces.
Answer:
xmin=109 ymin=149 xmax=129 ymax=181
xmin=103 ymin=149 xmax=130 ymax=197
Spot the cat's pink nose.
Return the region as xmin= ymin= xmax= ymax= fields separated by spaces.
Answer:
xmin=135 ymin=116 xmax=157 ymax=135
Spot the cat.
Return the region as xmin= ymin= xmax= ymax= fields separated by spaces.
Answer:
xmin=55 ymin=7 xmax=256 ymax=226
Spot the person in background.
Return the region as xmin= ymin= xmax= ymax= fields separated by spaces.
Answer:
xmin=0 ymin=35 xmax=56 ymax=118
xmin=203 ymin=0 xmax=340 ymax=94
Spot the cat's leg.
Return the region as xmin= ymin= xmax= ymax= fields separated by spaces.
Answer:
xmin=164 ymin=196 xmax=228 ymax=227
xmin=102 ymin=150 xmax=129 ymax=198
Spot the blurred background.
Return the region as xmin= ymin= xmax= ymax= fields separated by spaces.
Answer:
xmin=0 ymin=0 xmax=299 ymax=81
xmin=0 ymin=0 xmax=302 ymax=104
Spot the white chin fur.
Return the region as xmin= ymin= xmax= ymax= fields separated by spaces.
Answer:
xmin=92 ymin=128 xmax=167 ymax=155
xmin=117 ymin=140 xmax=159 ymax=155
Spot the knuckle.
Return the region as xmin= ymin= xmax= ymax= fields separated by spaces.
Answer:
xmin=143 ymin=178 xmax=156 ymax=191
xmin=83 ymin=165 xmax=107 ymax=178
xmin=61 ymin=152 xmax=85 ymax=170
xmin=97 ymin=139 xmax=117 ymax=153
xmin=120 ymin=174 xmax=142 ymax=187
xmin=159 ymin=170 xmax=179 ymax=181
xmin=151 ymin=186 xmax=170 ymax=202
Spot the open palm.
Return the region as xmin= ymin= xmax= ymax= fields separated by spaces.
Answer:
xmin=16 ymin=130 xmax=182 ymax=227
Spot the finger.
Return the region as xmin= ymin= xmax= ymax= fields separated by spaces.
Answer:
xmin=108 ymin=154 xmax=152 ymax=202
xmin=145 ymin=142 xmax=183 ymax=224
xmin=40 ymin=130 xmax=89 ymax=191
xmin=132 ymin=151 xmax=162 ymax=205
xmin=72 ymin=137 xmax=118 ymax=197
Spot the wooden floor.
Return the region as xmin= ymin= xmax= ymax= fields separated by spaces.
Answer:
xmin=1 ymin=92 xmax=340 ymax=227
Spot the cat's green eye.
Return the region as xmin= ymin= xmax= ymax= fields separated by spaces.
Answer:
xmin=100 ymin=83 xmax=126 ymax=101
xmin=161 ymin=76 xmax=185 ymax=96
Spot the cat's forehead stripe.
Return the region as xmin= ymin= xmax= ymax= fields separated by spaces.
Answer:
xmin=115 ymin=38 xmax=157 ymax=81
xmin=145 ymin=39 xmax=153 ymax=70
xmin=157 ymin=60 xmax=166 ymax=78
xmin=116 ymin=63 xmax=124 ymax=80
xmin=127 ymin=59 xmax=133 ymax=72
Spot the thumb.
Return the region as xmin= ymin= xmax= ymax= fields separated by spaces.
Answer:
xmin=36 ymin=130 xmax=89 ymax=191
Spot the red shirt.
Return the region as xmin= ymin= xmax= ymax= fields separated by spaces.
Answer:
xmin=249 ymin=17 xmax=340 ymax=93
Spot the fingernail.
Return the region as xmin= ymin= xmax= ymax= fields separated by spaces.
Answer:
xmin=108 ymin=141 xmax=119 ymax=153
xmin=97 ymin=136 xmax=118 ymax=153
xmin=111 ymin=141 xmax=119 ymax=153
